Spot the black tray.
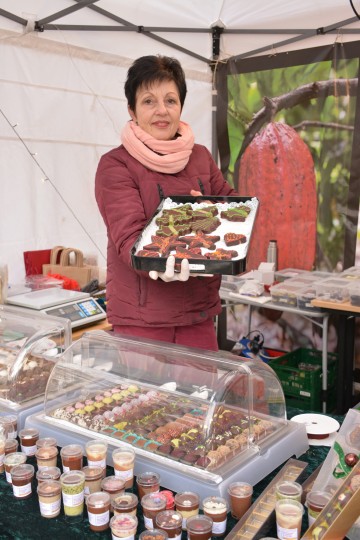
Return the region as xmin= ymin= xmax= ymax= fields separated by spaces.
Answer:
xmin=131 ymin=195 xmax=258 ymax=276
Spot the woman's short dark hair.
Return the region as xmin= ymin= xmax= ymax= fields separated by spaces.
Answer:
xmin=125 ymin=55 xmax=187 ymax=111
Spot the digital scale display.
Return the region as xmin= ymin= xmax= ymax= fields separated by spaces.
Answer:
xmin=44 ymin=299 xmax=106 ymax=328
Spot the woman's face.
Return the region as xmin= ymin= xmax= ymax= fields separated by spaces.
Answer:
xmin=129 ymin=80 xmax=181 ymax=140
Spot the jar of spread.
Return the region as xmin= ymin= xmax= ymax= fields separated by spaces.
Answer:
xmin=141 ymin=492 xmax=167 ymax=530
xmin=60 ymin=470 xmax=86 ymax=522
xmin=37 ymin=466 xmax=61 ymax=483
xmin=5 ymin=439 xmax=18 ymax=455
xmin=36 ymin=437 xmax=57 ymax=449
xmin=155 ymin=509 xmax=183 ymax=539
xmin=4 ymin=452 xmax=27 ymax=483
xmin=202 ymin=496 xmax=228 ymax=536
xmin=0 ymin=414 xmax=17 ymax=439
xmin=139 ymin=529 xmax=168 ymax=540
xmin=82 ymin=466 xmax=104 ymax=498
xmin=174 ymin=491 xmax=200 ymax=530
xmin=112 ymin=492 xmax=138 ymax=517
xmin=112 ymin=446 xmax=136 ymax=488
xmin=60 ymin=444 xmax=83 ymax=472
xmin=136 ymin=471 xmax=160 ymax=500
xmin=186 ymin=515 xmax=213 ymax=540
xmin=306 ymin=490 xmax=332 ymax=526
xmin=19 ymin=428 xmax=39 ymax=457
xmin=86 ymin=439 xmax=108 ymax=475
xmin=35 ymin=445 xmax=59 ymax=470
xmin=11 ymin=463 xmax=35 ymax=499
xmin=101 ymin=475 xmax=126 ymax=510
xmin=86 ymin=491 xmax=111 ymax=532
xmin=276 ymin=481 xmax=302 ymax=502
xmin=37 ymin=480 xmax=62 ymax=518
xmin=110 ymin=513 xmax=138 ymax=540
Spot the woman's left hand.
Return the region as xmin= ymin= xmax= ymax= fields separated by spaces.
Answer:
xmin=149 ymin=255 xmax=190 ymax=282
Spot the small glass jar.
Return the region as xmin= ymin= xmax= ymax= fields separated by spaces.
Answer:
xmin=141 ymin=492 xmax=167 ymax=530
xmin=37 ymin=466 xmax=61 ymax=483
xmin=101 ymin=475 xmax=126 ymax=510
xmin=174 ymin=491 xmax=200 ymax=530
xmin=85 ymin=439 xmax=108 ymax=474
xmin=136 ymin=471 xmax=161 ymax=500
xmin=5 ymin=439 xmax=18 ymax=455
xmin=110 ymin=513 xmax=138 ymax=540
xmin=86 ymin=491 xmax=111 ymax=532
xmin=60 ymin=444 xmax=83 ymax=472
xmin=11 ymin=463 xmax=35 ymax=499
xmin=35 ymin=446 xmax=59 ymax=470
xmin=156 ymin=510 xmax=183 ymax=539
xmin=112 ymin=492 xmax=139 ymax=517
xmin=82 ymin=466 xmax=104 ymax=498
xmin=37 ymin=480 xmax=62 ymax=518
xmin=202 ymin=496 xmax=228 ymax=536
xmin=36 ymin=437 xmax=57 ymax=449
xmin=4 ymin=452 xmax=27 ymax=484
xmin=19 ymin=428 xmax=39 ymax=457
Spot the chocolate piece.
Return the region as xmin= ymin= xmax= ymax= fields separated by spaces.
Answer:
xmin=156 ymin=221 xmax=192 ymax=237
xmin=174 ymin=247 xmax=207 ymax=260
xmin=143 ymin=235 xmax=186 ymax=256
xmin=180 ymin=230 xmax=220 ymax=250
xmin=137 ymin=250 xmax=160 ymax=257
xmin=191 ymin=206 xmax=219 ymax=219
xmin=224 ymin=233 xmax=247 ymax=246
xmin=191 ymin=215 xmax=221 ymax=234
xmin=220 ymin=206 xmax=251 ymax=221
xmin=205 ymin=248 xmax=238 ymax=260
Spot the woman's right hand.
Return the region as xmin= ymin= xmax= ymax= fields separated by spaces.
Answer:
xmin=149 ymin=255 xmax=190 ymax=282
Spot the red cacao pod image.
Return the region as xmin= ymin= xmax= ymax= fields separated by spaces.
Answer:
xmin=238 ymin=122 xmax=317 ymax=270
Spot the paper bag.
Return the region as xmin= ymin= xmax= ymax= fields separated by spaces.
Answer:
xmin=43 ymin=247 xmax=92 ymax=288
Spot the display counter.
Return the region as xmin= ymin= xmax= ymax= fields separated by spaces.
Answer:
xmin=26 ymin=331 xmax=308 ymax=498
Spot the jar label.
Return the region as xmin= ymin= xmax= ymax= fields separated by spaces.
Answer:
xmin=39 ymin=498 xmax=61 ymax=517
xmin=114 ymin=468 xmax=133 ymax=481
xmin=62 ymin=491 xmax=84 ymax=507
xmin=5 ymin=471 xmax=12 ymax=483
xmin=143 ymin=515 xmax=154 ymax=529
xmin=63 ymin=465 xmax=70 ymax=473
xmin=9 ymin=431 xmax=17 ymax=439
xmin=12 ymin=482 xmax=32 ymax=498
xmin=88 ymin=509 xmax=110 ymax=526
xmin=277 ymin=525 xmax=299 ymax=539
xmin=212 ymin=518 xmax=227 ymax=534
xmin=0 ymin=453 xmax=4 ymax=466
xmin=21 ymin=444 xmax=36 ymax=456
xmin=84 ymin=486 xmax=90 ymax=496
xmin=88 ymin=457 xmax=106 ymax=469
xmin=112 ymin=534 xmax=134 ymax=540
xmin=173 ymin=533 xmax=181 ymax=540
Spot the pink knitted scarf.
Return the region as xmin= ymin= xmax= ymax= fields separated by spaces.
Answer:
xmin=121 ymin=120 xmax=195 ymax=173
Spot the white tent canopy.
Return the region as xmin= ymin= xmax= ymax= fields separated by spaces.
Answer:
xmin=1 ymin=0 xmax=359 ymax=282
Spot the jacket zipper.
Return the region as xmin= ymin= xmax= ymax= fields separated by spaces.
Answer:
xmin=197 ymin=178 xmax=205 ymax=194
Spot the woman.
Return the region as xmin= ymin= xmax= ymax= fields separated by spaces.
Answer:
xmin=95 ymin=55 xmax=236 ymax=352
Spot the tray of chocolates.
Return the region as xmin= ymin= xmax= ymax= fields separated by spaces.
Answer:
xmin=131 ymin=195 xmax=259 ymax=275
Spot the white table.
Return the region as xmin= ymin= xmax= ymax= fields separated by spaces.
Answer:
xmin=218 ymin=288 xmax=330 ymax=412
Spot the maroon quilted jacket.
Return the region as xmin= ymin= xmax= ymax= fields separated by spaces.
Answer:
xmin=95 ymin=143 xmax=236 ymax=328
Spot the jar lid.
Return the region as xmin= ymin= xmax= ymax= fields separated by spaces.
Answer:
xmin=4 ymin=452 xmax=27 ymax=466
xmin=86 ymin=491 xmax=111 ymax=508
xmin=202 ymin=496 xmax=228 ymax=512
xmin=36 ymin=467 xmax=61 ymax=481
xmin=155 ymin=510 xmax=182 ymax=529
xmin=82 ymin=466 xmax=104 ymax=480
xmin=139 ymin=529 xmax=168 ymax=540
xmin=174 ymin=491 xmax=200 ymax=506
xmin=186 ymin=515 xmax=213 ymax=531
xmin=101 ymin=475 xmax=125 ymax=492
xmin=141 ymin=493 xmax=167 ymax=510
xmin=86 ymin=439 xmax=108 ymax=450
xmin=37 ymin=480 xmax=61 ymax=496
xmin=60 ymin=470 xmax=86 ymax=485
xmin=36 ymin=437 xmax=57 ymax=448
xmin=60 ymin=444 xmax=83 ymax=457
xmin=112 ymin=493 xmax=138 ymax=510
xmin=11 ymin=463 xmax=34 ymax=479
xmin=19 ymin=428 xmax=39 ymax=439
xmin=35 ymin=446 xmax=58 ymax=459
xmin=137 ymin=471 xmax=160 ymax=485
xmin=110 ymin=514 xmax=138 ymax=534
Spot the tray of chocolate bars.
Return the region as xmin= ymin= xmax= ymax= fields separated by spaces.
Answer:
xmin=131 ymin=195 xmax=259 ymax=275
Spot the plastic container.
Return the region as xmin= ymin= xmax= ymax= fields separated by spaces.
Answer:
xmin=0 ymin=434 xmax=5 ymax=474
xmin=19 ymin=428 xmax=39 ymax=456
xmin=0 ymin=414 xmax=18 ymax=439
xmin=4 ymin=439 xmax=18 ymax=455
xmin=112 ymin=492 xmax=138 ymax=516
xmin=276 ymin=481 xmax=302 ymax=502
xmin=35 ymin=445 xmax=59 ymax=470
xmin=269 ymin=348 xmax=338 ymax=411
xmin=112 ymin=446 xmax=135 ymax=488
xmin=275 ymin=498 xmax=303 ymax=540
xmin=141 ymin=492 xmax=167 ymax=530
xmin=60 ymin=470 xmax=86 ymax=522
xmin=137 ymin=471 xmax=160 ymax=500
xmin=85 ymin=439 xmax=108 ymax=473
xmin=269 ymin=281 xmax=307 ymax=307
xmin=4 ymin=452 xmax=27 ymax=483
xmin=36 ymin=437 xmax=57 ymax=449
xmin=82 ymin=465 xmax=104 ymax=498
xmin=202 ymin=496 xmax=228 ymax=536
xmin=37 ymin=480 xmax=62 ymax=518
xmin=348 ymin=281 xmax=360 ymax=307
xmin=60 ymin=444 xmax=83 ymax=472
xmin=314 ymin=277 xmax=351 ymax=303
xmin=101 ymin=475 xmax=126 ymax=508
xmin=306 ymin=490 xmax=332 ymax=526
xmin=274 ymin=268 xmax=308 ymax=282
xmin=156 ymin=510 xmax=183 ymax=539
xmin=227 ymin=482 xmax=253 ymax=520
xmin=174 ymin=491 xmax=200 ymax=530
xmin=186 ymin=514 xmax=213 ymax=540
xmin=11 ymin=463 xmax=35 ymax=499
xmin=110 ymin=514 xmax=138 ymax=540
xmin=86 ymin=491 xmax=111 ymax=532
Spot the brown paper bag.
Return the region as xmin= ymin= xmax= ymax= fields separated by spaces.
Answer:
xmin=43 ymin=247 xmax=92 ymax=288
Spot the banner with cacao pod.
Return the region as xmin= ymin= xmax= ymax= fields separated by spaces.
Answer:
xmin=216 ymin=40 xmax=360 ymax=273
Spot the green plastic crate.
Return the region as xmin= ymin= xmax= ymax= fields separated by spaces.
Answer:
xmin=269 ymin=348 xmax=337 ymax=411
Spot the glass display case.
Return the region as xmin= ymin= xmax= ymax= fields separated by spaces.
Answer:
xmin=0 ymin=305 xmax=71 ymax=428
xmin=26 ymin=331 xmax=308 ymax=498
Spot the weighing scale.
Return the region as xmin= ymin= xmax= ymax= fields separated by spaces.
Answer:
xmin=6 ymin=288 xmax=106 ymax=329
